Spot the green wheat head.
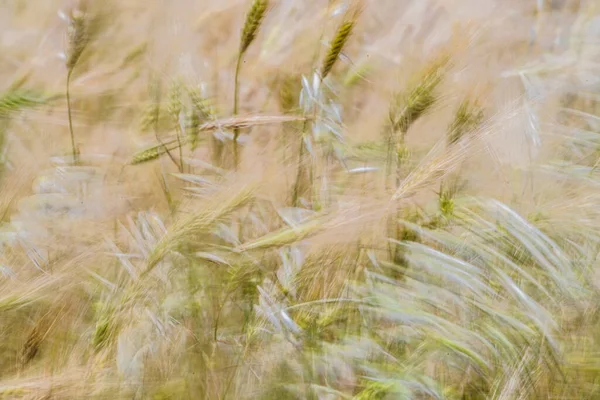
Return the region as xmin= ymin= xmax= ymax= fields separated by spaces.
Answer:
xmin=131 ymin=141 xmax=178 ymax=165
xmin=321 ymin=19 xmax=355 ymax=80
xmin=187 ymin=87 xmax=212 ymax=150
xmin=278 ymin=74 xmax=302 ymax=113
xmin=390 ymin=55 xmax=450 ymax=134
xmin=0 ymin=90 xmax=46 ymax=116
xmin=167 ymin=79 xmax=183 ymax=127
xmin=240 ymin=0 xmax=269 ymax=55
xmin=447 ymin=98 xmax=484 ymax=145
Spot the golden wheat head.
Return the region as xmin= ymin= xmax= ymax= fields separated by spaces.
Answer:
xmin=240 ymin=0 xmax=269 ymax=55
xmin=66 ymin=6 xmax=89 ymax=71
xmin=321 ymin=20 xmax=355 ymax=80
xmin=131 ymin=142 xmax=177 ymax=165
xmin=167 ymin=79 xmax=183 ymax=125
xmin=391 ymin=54 xmax=450 ymax=134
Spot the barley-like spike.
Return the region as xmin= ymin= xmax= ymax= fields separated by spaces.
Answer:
xmin=167 ymin=80 xmax=183 ymax=125
xmin=240 ymin=0 xmax=269 ymax=55
xmin=0 ymin=90 xmax=46 ymax=116
xmin=187 ymin=87 xmax=212 ymax=150
xmin=66 ymin=7 xmax=89 ymax=71
xmin=92 ymin=316 xmax=112 ymax=351
xmin=131 ymin=141 xmax=178 ymax=165
xmin=139 ymin=102 xmax=159 ymax=132
xmin=188 ymin=87 xmax=212 ymax=120
xmin=134 ymin=114 xmax=307 ymax=165
xmin=20 ymin=326 xmax=42 ymax=366
xmin=391 ymin=55 xmax=449 ymax=134
xmin=321 ymin=20 xmax=355 ymax=80
xmin=278 ymin=74 xmax=302 ymax=113
xmin=447 ymin=99 xmax=484 ymax=145
xmin=187 ymin=107 xmax=200 ymax=150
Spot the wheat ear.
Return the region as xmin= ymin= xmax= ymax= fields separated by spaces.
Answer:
xmin=447 ymin=98 xmax=484 ymax=146
xmin=321 ymin=20 xmax=355 ymax=80
xmin=233 ymin=0 xmax=269 ymax=169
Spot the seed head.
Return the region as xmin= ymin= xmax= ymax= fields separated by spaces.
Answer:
xmin=240 ymin=0 xmax=269 ymax=55
xmin=447 ymin=99 xmax=484 ymax=145
xmin=66 ymin=7 xmax=89 ymax=71
xmin=131 ymin=143 xmax=174 ymax=165
xmin=390 ymin=55 xmax=450 ymax=134
xmin=321 ymin=20 xmax=355 ymax=80
xmin=167 ymin=80 xmax=183 ymax=126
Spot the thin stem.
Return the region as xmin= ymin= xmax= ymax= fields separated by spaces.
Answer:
xmin=66 ymin=69 xmax=77 ymax=165
xmin=292 ymin=119 xmax=308 ymax=207
xmin=175 ymin=123 xmax=184 ymax=173
xmin=233 ymin=53 xmax=244 ymax=170
xmin=150 ymin=80 xmax=180 ymax=171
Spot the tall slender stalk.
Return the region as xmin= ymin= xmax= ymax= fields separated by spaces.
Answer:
xmin=233 ymin=54 xmax=244 ymax=169
xmin=66 ymin=69 xmax=77 ymax=164
xmin=292 ymin=119 xmax=308 ymax=207
xmin=233 ymin=0 xmax=269 ymax=170
xmin=65 ymin=4 xmax=89 ymax=165
xmin=386 ymin=55 xmax=448 ymax=269
xmin=292 ymin=13 xmax=357 ymax=207
xmin=168 ymin=79 xmax=185 ymax=172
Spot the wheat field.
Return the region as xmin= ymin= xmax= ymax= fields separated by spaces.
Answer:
xmin=1 ymin=0 xmax=600 ymax=398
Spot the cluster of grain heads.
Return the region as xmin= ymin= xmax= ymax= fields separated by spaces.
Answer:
xmin=385 ymin=53 xmax=451 ymax=190
xmin=64 ymin=2 xmax=91 ymax=165
xmin=233 ymin=0 xmax=270 ymax=169
xmin=131 ymin=115 xmax=306 ymax=165
xmin=290 ymin=10 xmax=360 ymax=209
xmin=433 ymin=98 xmax=485 ymax=221
xmin=143 ymin=183 xmax=256 ymax=274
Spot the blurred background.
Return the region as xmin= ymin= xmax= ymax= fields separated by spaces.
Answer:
xmin=1 ymin=0 xmax=600 ymax=398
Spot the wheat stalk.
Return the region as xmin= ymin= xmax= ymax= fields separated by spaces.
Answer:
xmin=233 ymin=0 xmax=269 ymax=169
xmin=386 ymin=54 xmax=449 ymax=269
xmin=65 ymin=4 xmax=90 ymax=165
xmin=168 ymin=79 xmax=185 ymax=172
